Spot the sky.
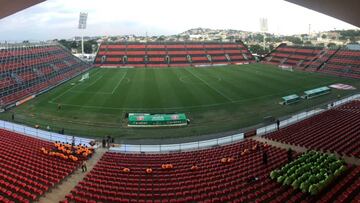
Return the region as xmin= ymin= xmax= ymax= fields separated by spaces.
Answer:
xmin=0 ymin=0 xmax=358 ymax=42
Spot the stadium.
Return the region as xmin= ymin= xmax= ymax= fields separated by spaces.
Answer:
xmin=0 ymin=0 xmax=359 ymax=202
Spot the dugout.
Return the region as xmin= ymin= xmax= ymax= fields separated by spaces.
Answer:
xmin=303 ymin=86 xmax=331 ymax=99
xmin=281 ymin=94 xmax=300 ymax=105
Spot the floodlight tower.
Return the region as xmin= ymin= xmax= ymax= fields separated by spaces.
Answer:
xmin=78 ymin=12 xmax=88 ymax=57
xmin=259 ymin=18 xmax=268 ymax=51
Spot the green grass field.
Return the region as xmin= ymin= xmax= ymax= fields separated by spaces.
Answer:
xmin=1 ymin=64 xmax=359 ymax=141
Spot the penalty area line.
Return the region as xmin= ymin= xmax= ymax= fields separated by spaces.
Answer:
xmin=184 ymin=68 xmax=234 ymax=102
xmin=50 ymin=69 xmax=103 ymax=102
xmin=111 ymin=70 xmax=128 ymax=94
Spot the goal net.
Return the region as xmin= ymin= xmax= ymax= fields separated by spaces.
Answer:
xmin=279 ymin=65 xmax=293 ymax=72
xmin=79 ymin=73 xmax=89 ymax=82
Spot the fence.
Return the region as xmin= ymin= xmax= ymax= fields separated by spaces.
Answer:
xmin=111 ymin=94 xmax=360 ymax=153
xmin=113 ymin=133 xmax=245 ymax=153
xmin=1 ymin=94 xmax=359 ymax=152
xmin=0 ymin=119 xmax=94 ymax=146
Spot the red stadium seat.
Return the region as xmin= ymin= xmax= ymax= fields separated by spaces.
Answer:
xmin=0 ymin=129 xmax=82 ymax=202
xmin=0 ymin=44 xmax=91 ymax=107
xmin=94 ymin=41 xmax=254 ymax=68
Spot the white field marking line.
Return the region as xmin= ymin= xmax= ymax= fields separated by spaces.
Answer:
xmin=48 ymin=80 xmax=338 ymax=111
xmin=69 ymin=75 xmax=104 ymax=92
xmin=124 ymin=78 xmax=131 ymax=83
xmin=179 ymin=75 xmax=222 ymax=84
xmin=49 ymin=84 xmax=80 ymax=103
xmin=68 ymin=90 xmax=112 ymax=95
xmin=68 ymin=75 xmax=110 ymax=94
xmin=82 ymin=75 xmax=104 ymax=88
xmin=69 ymin=73 xmax=131 ymax=95
xmin=49 ymin=69 xmax=103 ymax=102
xmin=111 ymin=70 xmax=128 ymax=94
xmin=184 ymin=68 xmax=234 ymax=102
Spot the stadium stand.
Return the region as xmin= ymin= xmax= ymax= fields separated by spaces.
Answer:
xmin=0 ymin=43 xmax=91 ymax=109
xmin=319 ymin=48 xmax=360 ymax=79
xmin=0 ymin=128 xmax=86 ymax=203
xmin=266 ymin=100 xmax=360 ymax=158
xmin=305 ymin=48 xmax=339 ymax=71
xmin=94 ymin=41 xmax=254 ymax=67
xmin=65 ymin=138 xmax=360 ymax=202
xmin=262 ymin=44 xmax=360 ymax=79
xmin=262 ymin=44 xmax=326 ymax=69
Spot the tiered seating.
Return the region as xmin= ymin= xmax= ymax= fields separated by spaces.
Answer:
xmin=147 ymin=43 xmax=168 ymax=67
xmin=222 ymin=43 xmax=252 ymax=64
xmin=126 ymin=43 xmax=147 ymax=67
xmin=185 ymin=44 xmax=209 ymax=65
xmin=203 ymin=43 xmax=227 ymax=64
xmin=94 ymin=41 xmax=254 ymax=67
xmin=166 ymin=43 xmax=188 ymax=67
xmin=266 ymin=100 xmax=360 ymax=158
xmin=0 ymin=128 xmax=83 ymax=202
xmin=0 ymin=43 xmax=91 ymax=108
xmin=263 ymin=44 xmax=325 ymax=69
xmin=319 ymin=49 xmax=360 ymax=79
xmin=66 ymin=138 xmax=360 ymax=202
xmin=305 ymin=48 xmax=338 ymax=71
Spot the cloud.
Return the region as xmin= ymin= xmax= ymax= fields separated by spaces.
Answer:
xmin=0 ymin=0 xmax=358 ymax=41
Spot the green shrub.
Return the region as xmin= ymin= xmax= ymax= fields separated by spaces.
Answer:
xmin=269 ymin=151 xmax=347 ymax=195
xmin=284 ymin=176 xmax=295 ymax=185
xmin=309 ymin=184 xmax=320 ymax=195
xmin=300 ymin=181 xmax=310 ymax=193
xmin=291 ymin=179 xmax=301 ymax=189
xmin=308 ymin=175 xmax=318 ymax=184
xmin=277 ymin=176 xmax=286 ymax=184
xmin=270 ymin=170 xmax=280 ymax=180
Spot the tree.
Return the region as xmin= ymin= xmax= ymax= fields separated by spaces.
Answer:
xmin=253 ymin=34 xmax=264 ymax=42
xmin=304 ymin=41 xmax=312 ymax=45
xmin=249 ymin=44 xmax=270 ymax=55
xmin=269 ymin=44 xmax=274 ymax=51
xmin=301 ymin=34 xmax=308 ymax=38
xmin=58 ymin=39 xmax=73 ymax=50
xmin=327 ymin=43 xmax=337 ymax=48
xmin=285 ymin=36 xmax=303 ymax=45
xmin=157 ymin=35 xmax=166 ymax=41
xmin=321 ymin=34 xmax=327 ymax=39
xmin=84 ymin=40 xmax=98 ymax=54
xmin=339 ymin=36 xmax=346 ymax=41
xmin=83 ymin=41 xmax=93 ymax=53
xmin=58 ymin=39 xmax=98 ymax=53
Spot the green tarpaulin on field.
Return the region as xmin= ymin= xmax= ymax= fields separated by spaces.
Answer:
xmin=128 ymin=113 xmax=188 ymax=127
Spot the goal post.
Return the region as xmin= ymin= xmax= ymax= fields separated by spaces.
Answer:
xmin=279 ymin=65 xmax=293 ymax=72
xmin=79 ymin=72 xmax=89 ymax=82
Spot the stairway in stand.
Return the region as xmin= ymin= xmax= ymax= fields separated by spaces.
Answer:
xmin=38 ymin=147 xmax=108 ymax=203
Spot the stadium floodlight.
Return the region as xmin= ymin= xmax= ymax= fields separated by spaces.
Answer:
xmin=78 ymin=12 xmax=88 ymax=57
xmin=78 ymin=12 xmax=88 ymax=29
xmin=259 ymin=18 xmax=268 ymax=32
xmin=259 ymin=18 xmax=268 ymax=51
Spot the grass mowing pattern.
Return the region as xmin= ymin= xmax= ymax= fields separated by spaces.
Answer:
xmin=2 ymin=64 xmax=359 ymax=140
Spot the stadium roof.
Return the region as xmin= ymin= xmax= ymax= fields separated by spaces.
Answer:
xmin=0 ymin=0 xmax=45 ymax=20
xmin=0 ymin=0 xmax=359 ymax=29
xmin=286 ymin=0 xmax=360 ymax=28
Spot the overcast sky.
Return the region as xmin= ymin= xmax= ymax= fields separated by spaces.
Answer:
xmin=0 ymin=0 xmax=358 ymax=42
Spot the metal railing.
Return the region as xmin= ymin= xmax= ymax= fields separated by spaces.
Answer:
xmin=0 ymin=119 xmax=94 ymax=146
xmin=110 ymin=93 xmax=360 ymax=153
xmin=115 ymin=133 xmax=245 ymax=153
xmin=0 ymin=94 xmax=359 ymax=152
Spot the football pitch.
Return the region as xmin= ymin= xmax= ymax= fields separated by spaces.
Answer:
xmin=2 ymin=64 xmax=359 ymax=141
